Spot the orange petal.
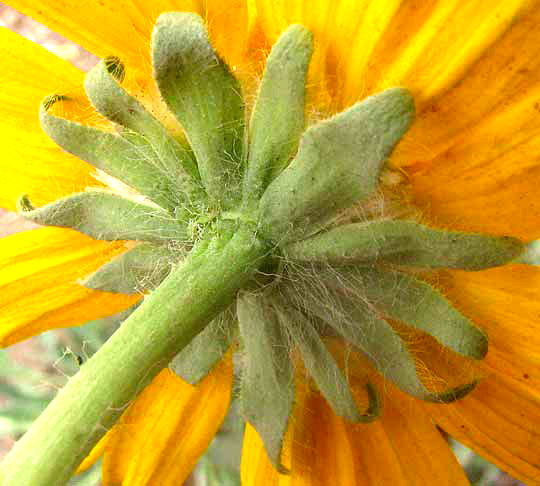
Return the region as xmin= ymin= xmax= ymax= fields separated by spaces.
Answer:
xmin=345 ymin=393 xmax=468 ymax=485
xmin=407 ymin=86 xmax=540 ymax=239
xmin=356 ymin=0 xmax=535 ymax=109
xmin=252 ymin=1 xmax=535 ymax=111
xmin=242 ymin=381 xmax=468 ymax=485
xmin=424 ymin=265 xmax=540 ymax=483
xmin=426 ymin=373 xmax=540 ymax=485
xmin=382 ymin=5 xmax=540 ymax=239
xmin=393 ymin=4 xmax=540 ymax=169
xmin=0 ymin=227 xmax=139 ymax=347
xmin=0 ymin=28 xmax=100 ymax=210
xmin=252 ymin=0 xmax=339 ymax=110
xmin=102 ymin=356 xmax=232 ymax=485
xmin=203 ymin=0 xmax=250 ymax=71
xmin=442 ymin=265 xmax=540 ymax=395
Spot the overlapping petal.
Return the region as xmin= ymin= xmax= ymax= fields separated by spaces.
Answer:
xmin=390 ymin=4 xmax=540 ymax=239
xmin=426 ymin=374 xmax=540 ymax=485
xmin=407 ymin=89 xmax=540 ymax=239
xmin=0 ymin=28 xmax=100 ymax=210
xmin=392 ymin=4 xmax=540 ymax=168
xmin=5 ymin=1 xmax=253 ymax=77
xmin=412 ymin=265 xmax=540 ymax=483
xmin=241 ymin=381 xmax=469 ymax=485
xmin=344 ymin=0 xmax=535 ymax=108
xmin=252 ymin=1 xmax=536 ymax=109
xmin=97 ymin=357 xmax=232 ymax=485
xmin=0 ymin=227 xmax=139 ymax=347
xmin=442 ymin=265 xmax=540 ymax=394
xmin=5 ymin=1 xmax=200 ymax=65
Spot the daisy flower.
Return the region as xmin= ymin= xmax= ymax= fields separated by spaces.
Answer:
xmin=1 ymin=1 xmax=540 ymax=485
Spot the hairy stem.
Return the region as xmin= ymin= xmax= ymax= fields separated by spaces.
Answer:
xmin=0 ymin=226 xmax=266 ymax=486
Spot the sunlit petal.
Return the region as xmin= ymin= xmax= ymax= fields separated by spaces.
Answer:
xmin=102 ymin=357 xmax=233 ymax=485
xmin=242 ymin=381 xmax=468 ymax=485
xmin=0 ymin=28 xmax=100 ymax=210
xmin=0 ymin=227 xmax=138 ymax=347
xmin=426 ymin=373 xmax=540 ymax=485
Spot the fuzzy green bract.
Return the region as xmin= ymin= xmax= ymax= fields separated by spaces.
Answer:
xmin=243 ymin=24 xmax=313 ymax=205
xmin=283 ymin=219 xmax=523 ymax=269
xmin=272 ymin=297 xmax=380 ymax=423
xmin=26 ymin=12 xmax=527 ymax=472
xmin=82 ymin=242 xmax=180 ymax=294
xmin=170 ymin=308 xmax=237 ymax=385
xmin=39 ymin=94 xmax=199 ymax=213
xmin=153 ymin=12 xmax=245 ymax=207
xmin=356 ymin=267 xmax=488 ymax=359
xmin=19 ymin=190 xmax=187 ymax=242
xmin=259 ymin=87 xmax=415 ymax=243
xmin=237 ymin=292 xmax=294 ymax=472
xmin=85 ymin=57 xmax=201 ymax=188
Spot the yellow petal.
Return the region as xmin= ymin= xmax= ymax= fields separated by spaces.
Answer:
xmin=242 ymin=381 xmax=468 ymax=485
xmin=4 ymin=1 xmax=255 ymax=142
xmin=241 ymin=380 xmax=318 ymax=486
xmin=252 ymin=1 xmax=535 ymax=111
xmin=203 ymin=0 xmax=249 ymax=70
xmin=393 ymin=4 xmax=540 ymax=168
xmin=356 ymin=0 xmax=535 ymax=108
xmin=241 ymin=424 xmax=280 ymax=486
xmin=407 ymin=86 xmax=540 ymax=239
xmin=4 ymin=1 xmax=201 ymax=65
xmin=0 ymin=28 xmax=100 ymax=210
xmin=426 ymin=373 xmax=540 ymax=485
xmin=0 ymin=227 xmax=139 ymax=347
xmin=76 ymin=432 xmax=110 ymax=474
xmin=6 ymin=1 xmax=254 ymax=71
xmin=441 ymin=265 xmax=540 ymax=399
xmin=102 ymin=356 xmax=233 ymax=486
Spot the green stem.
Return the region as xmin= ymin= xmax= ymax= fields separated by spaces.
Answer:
xmin=0 ymin=226 xmax=267 ymax=486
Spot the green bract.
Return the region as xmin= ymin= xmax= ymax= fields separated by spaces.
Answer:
xmin=153 ymin=12 xmax=245 ymax=207
xmin=259 ymin=87 xmax=415 ymax=242
xmin=19 ymin=189 xmax=188 ymax=242
xmin=39 ymin=91 xmax=200 ymax=212
xmin=18 ymin=12 xmax=527 ymax=475
xmin=237 ymin=292 xmax=294 ymax=472
xmin=272 ymin=297 xmax=380 ymax=423
xmin=82 ymin=242 xmax=180 ymax=294
xmin=170 ymin=308 xmax=237 ymax=385
xmin=283 ymin=219 xmax=523 ymax=269
xmin=243 ymin=24 xmax=313 ymax=205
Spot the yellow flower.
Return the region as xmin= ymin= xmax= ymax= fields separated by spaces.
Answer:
xmin=1 ymin=1 xmax=540 ymax=485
